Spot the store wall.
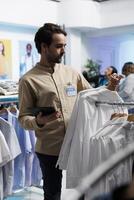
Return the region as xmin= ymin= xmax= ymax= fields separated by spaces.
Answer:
xmin=119 ymin=39 xmax=134 ymax=71
xmin=83 ymin=36 xmax=119 ymax=74
xmin=100 ymin=0 xmax=134 ymax=28
xmin=58 ymin=0 xmax=100 ymax=28
xmin=65 ymin=29 xmax=82 ymax=72
xmin=0 ymin=26 xmax=38 ymax=80
xmin=0 ymin=0 xmax=58 ymax=26
xmin=1 ymin=0 xmax=134 ymax=29
xmin=58 ymin=0 xmax=134 ymax=29
xmin=83 ymin=34 xmax=134 ymax=75
xmin=0 ymin=0 xmax=59 ymax=80
xmin=58 ymin=0 xmax=134 ymax=73
xmin=1 ymin=0 xmax=134 ymax=79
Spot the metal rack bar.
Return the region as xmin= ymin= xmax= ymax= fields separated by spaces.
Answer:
xmin=95 ymin=101 xmax=134 ymax=106
xmin=0 ymin=95 xmax=18 ymax=104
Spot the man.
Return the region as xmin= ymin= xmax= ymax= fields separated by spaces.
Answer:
xmin=121 ymin=62 xmax=133 ymax=77
xmin=118 ymin=63 xmax=134 ymax=114
xmin=18 ymin=23 xmax=122 ymax=200
xmin=18 ymin=23 xmax=91 ymax=200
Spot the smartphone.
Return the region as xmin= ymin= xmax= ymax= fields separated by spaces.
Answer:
xmin=28 ymin=107 xmax=56 ymax=117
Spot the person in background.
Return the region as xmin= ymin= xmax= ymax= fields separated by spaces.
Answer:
xmin=118 ymin=62 xmax=134 ymax=113
xmin=121 ymin=61 xmax=133 ymax=77
xmin=20 ymin=43 xmax=36 ymax=77
xmin=117 ymin=61 xmax=133 ymax=91
xmin=99 ymin=66 xmax=118 ymax=86
xmin=18 ymin=23 xmax=122 ymax=200
xmin=0 ymin=41 xmax=8 ymax=79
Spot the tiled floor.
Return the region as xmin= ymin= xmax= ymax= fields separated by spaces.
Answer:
xmin=5 ymin=187 xmax=75 ymax=200
xmin=5 ymin=187 xmax=43 ymax=200
xmin=4 ymin=171 xmax=75 ymax=200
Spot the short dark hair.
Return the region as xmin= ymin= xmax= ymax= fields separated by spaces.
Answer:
xmin=122 ymin=62 xmax=133 ymax=74
xmin=34 ymin=23 xmax=67 ymax=54
xmin=26 ymin=43 xmax=32 ymax=49
xmin=110 ymin=66 xmax=118 ymax=74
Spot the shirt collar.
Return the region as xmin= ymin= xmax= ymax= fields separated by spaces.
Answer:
xmin=36 ymin=63 xmax=60 ymax=73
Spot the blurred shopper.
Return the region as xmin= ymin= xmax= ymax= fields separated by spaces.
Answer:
xmin=99 ymin=66 xmax=118 ymax=86
xmin=0 ymin=41 xmax=8 ymax=79
xmin=118 ymin=63 xmax=134 ymax=113
xmin=121 ymin=61 xmax=133 ymax=77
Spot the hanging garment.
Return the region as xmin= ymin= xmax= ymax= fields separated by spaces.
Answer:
xmin=0 ymin=116 xmax=21 ymax=198
xmin=57 ymin=87 xmax=127 ymax=189
xmin=0 ymin=130 xmax=11 ymax=167
xmin=25 ymin=130 xmax=42 ymax=187
xmin=7 ymin=110 xmax=32 ymax=190
xmin=0 ymin=130 xmax=11 ymax=200
xmin=8 ymin=110 xmax=42 ymax=188
xmin=86 ymin=117 xmax=134 ymax=199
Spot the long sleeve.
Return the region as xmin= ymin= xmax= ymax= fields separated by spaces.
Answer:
xmin=18 ymin=78 xmax=43 ymax=131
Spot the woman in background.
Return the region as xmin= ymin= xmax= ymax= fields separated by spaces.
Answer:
xmin=0 ymin=41 xmax=8 ymax=79
xmin=99 ymin=66 xmax=118 ymax=86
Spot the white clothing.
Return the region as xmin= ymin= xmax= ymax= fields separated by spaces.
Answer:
xmin=0 ymin=117 xmax=21 ymax=160
xmin=87 ymin=117 xmax=134 ymax=199
xmin=57 ymin=87 xmax=127 ymax=189
xmin=0 ymin=117 xmax=21 ymax=197
xmin=118 ymin=73 xmax=134 ymax=102
xmin=0 ymin=130 xmax=11 ymax=200
xmin=0 ymin=130 xmax=11 ymax=167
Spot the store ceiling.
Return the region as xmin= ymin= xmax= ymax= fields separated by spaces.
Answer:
xmin=93 ymin=0 xmax=110 ymax=2
xmin=48 ymin=0 xmax=110 ymax=2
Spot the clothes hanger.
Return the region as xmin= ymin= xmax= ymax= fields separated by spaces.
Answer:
xmin=111 ymin=111 xmax=134 ymax=122
xmin=127 ymin=114 xmax=134 ymax=122
xmin=110 ymin=103 xmax=128 ymax=120
xmin=8 ymin=103 xmax=17 ymax=113
xmin=110 ymin=102 xmax=134 ymax=122
xmin=110 ymin=113 xmax=128 ymax=120
xmin=0 ymin=106 xmax=8 ymax=115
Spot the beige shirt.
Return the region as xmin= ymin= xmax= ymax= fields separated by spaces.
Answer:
xmin=18 ymin=63 xmax=91 ymax=155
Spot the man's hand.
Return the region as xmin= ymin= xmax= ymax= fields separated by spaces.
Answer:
xmin=36 ymin=111 xmax=62 ymax=127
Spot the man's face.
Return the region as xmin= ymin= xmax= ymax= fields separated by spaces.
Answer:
xmin=26 ymin=44 xmax=32 ymax=55
xmin=45 ymin=33 xmax=66 ymax=64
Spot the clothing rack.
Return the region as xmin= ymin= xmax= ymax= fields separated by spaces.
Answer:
xmin=61 ymin=141 xmax=134 ymax=200
xmin=0 ymin=95 xmax=18 ymax=104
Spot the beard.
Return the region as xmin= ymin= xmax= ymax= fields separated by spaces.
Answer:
xmin=48 ymin=53 xmax=64 ymax=64
xmin=55 ymin=56 xmax=63 ymax=63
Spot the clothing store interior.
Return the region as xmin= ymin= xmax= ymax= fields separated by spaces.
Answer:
xmin=1 ymin=0 xmax=134 ymax=200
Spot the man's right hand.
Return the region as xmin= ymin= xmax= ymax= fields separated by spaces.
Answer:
xmin=36 ymin=111 xmax=62 ymax=127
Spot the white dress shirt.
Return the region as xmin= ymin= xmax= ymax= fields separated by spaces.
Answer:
xmin=57 ymin=87 xmax=127 ymax=189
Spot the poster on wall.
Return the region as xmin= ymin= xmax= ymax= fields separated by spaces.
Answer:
xmin=0 ymin=39 xmax=12 ymax=80
xmin=19 ymin=41 xmax=39 ymax=77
